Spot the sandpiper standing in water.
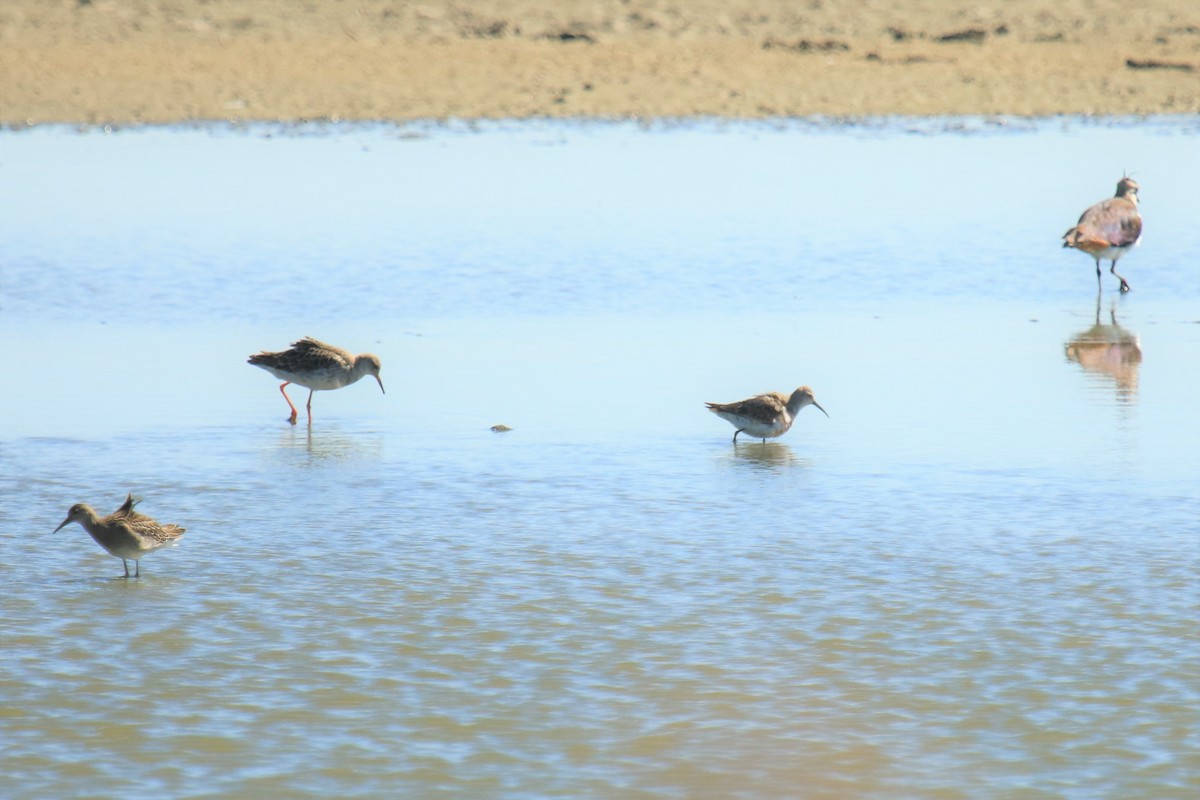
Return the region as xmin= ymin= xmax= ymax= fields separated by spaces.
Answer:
xmin=706 ymin=386 xmax=828 ymax=443
xmin=248 ymin=336 xmax=384 ymax=424
xmin=1062 ymin=176 xmax=1142 ymax=293
xmin=54 ymin=493 xmax=185 ymax=578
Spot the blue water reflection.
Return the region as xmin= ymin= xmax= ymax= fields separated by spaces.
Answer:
xmin=1 ymin=119 xmax=1197 ymax=798
xmin=4 ymin=118 xmax=1198 ymax=324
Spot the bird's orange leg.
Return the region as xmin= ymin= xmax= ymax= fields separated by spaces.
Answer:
xmin=279 ymin=382 xmax=299 ymax=424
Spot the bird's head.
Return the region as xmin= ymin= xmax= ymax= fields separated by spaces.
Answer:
xmin=359 ymin=354 xmax=385 ymax=394
xmin=53 ymin=503 xmax=91 ymax=533
xmin=790 ymin=386 xmax=829 ymax=418
xmin=1116 ymin=176 xmax=1139 ymax=202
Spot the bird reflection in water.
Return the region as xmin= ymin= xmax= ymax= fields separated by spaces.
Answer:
xmin=275 ymin=424 xmax=383 ymax=464
xmin=1064 ymin=293 xmax=1142 ymax=402
xmin=726 ymin=442 xmax=812 ymax=472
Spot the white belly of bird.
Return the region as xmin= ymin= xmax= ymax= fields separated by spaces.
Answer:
xmin=91 ymin=533 xmax=169 ymax=560
xmin=719 ymin=412 xmax=790 ymax=439
xmin=269 ymin=366 xmax=350 ymax=390
xmin=1096 ymin=235 xmax=1141 ymax=262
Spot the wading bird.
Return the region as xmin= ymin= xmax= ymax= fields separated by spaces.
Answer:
xmin=248 ymin=336 xmax=384 ymax=424
xmin=54 ymin=493 xmax=185 ymax=578
xmin=1062 ymin=176 xmax=1142 ymax=293
xmin=706 ymin=386 xmax=828 ymax=443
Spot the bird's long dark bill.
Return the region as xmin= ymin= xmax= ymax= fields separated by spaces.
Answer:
xmin=52 ymin=519 xmax=70 ymax=534
xmin=814 ymin=402 xmax=830 ymax=418
xmin=375 ymin=376 xmax=386 ymax=394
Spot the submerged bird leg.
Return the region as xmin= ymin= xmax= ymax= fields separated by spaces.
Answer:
xmin=134 ymin=560 xmax=140 ymax=578
xmin=1094 ymin=259 xmax=1103 ymax=290
xmin=122 ymin=558 xmax=130 ymax=578
xmin=733 ymin=429 xmax=743 ymax=444
xmin=306 ymin=389 xmax=316 ymax=423
xmin=1111 ymin=261 xmax=1131 ymax=293
xmin=279 ymin=382 xmax=299 ymax=423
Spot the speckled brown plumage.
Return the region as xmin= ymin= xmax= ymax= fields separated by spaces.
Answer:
xmin=706 ymin=386 xmax=828 ymax=443
xmin=54 ymin=493 xmax=185 ymax=578
xmin=248 ymin=336 xmax=384 ymax=424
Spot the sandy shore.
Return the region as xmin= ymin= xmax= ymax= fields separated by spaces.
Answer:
xmin=2 ymin=0 xmax=1197 ymax=124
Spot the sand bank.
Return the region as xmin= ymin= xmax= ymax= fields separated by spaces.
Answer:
xmin=1 ymin=0 xmax=1197 ymax=124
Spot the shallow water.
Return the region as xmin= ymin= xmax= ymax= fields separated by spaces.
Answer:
xmin=1 ymin=119 xmax=1198 ymax=798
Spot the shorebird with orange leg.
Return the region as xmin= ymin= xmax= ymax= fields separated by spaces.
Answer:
xmin=54 ymin=493 xmax=185 ymax=578
xmin=706 ymin=386 xmax=828 ymax=444
xmin=249 ymin=336 xmax=384 ymax=424
xmin=1062 ymin=176 xmax=1142 ymax=293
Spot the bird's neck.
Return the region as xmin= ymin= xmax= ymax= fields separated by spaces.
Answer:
xmin=79 ymin=512 xmax=106 ymax=537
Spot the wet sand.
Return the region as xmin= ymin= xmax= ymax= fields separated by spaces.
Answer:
xmin=1 ymin=0 xmax=1197 ymax=124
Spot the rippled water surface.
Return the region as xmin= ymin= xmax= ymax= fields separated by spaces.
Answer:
xmin=2 ymin=119 xmax=1198 ymax=798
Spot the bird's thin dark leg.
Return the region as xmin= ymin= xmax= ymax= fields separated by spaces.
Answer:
xmin=134 ymin=560 xmax=140 ymax=578
xmin=1095 ymin=259 xmax=1103 ymax=292
xmin=733 ymin=430 xmax=742 ymax=444
xmin=306 ymin=390 xmax=315 ymax=424
xmin=122 ymin=559 xmax=130 ymax=578
xmin=1110 ymin=261 xmax=1131 ymax=293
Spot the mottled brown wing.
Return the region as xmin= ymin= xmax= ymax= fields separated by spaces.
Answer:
xmin=1082 ymin=198 xmax=1141 ymax=247
xmin=732 ymin=393 xmax=788 ymax=423
xmin=1112 ymin=207 xmax=1143 ymax=247
xmin=288 ymin=337 xmax=354 ymax=369
xmin=117 ymin=510 xmax=185 ymax=542
xmin=250 ymin=338 xmax=349 ymax=372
